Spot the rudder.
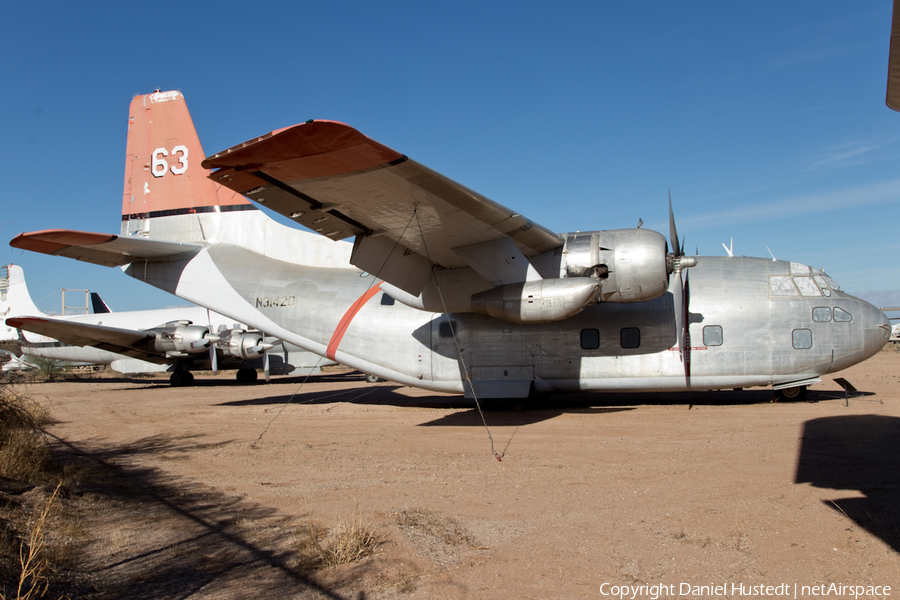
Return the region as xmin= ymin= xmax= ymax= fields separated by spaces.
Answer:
xmin=121 ymin=91 xmax=253 ymax=240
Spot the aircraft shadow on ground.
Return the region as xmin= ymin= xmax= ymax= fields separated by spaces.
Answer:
xmin=43 ymin=432 xmax=360 ymax=600
xmin=51 ymin=371 xmax=371 ymax=387
xmin=417 ymin=406 xmax=634 ymax=427
xmin=217 ymin=384 xmax=871 ymax=410
xmin=795 ymin=414 xmax=900 ymax=553
xmin=214 ymin=385 xmax=875 ymax=428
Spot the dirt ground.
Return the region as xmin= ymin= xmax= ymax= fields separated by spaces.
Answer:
xmin=17 ymin=348 xmax=900 ymax=599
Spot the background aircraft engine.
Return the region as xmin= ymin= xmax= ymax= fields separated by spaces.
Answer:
xmin=217 ymin=330 xmax=269 ymax=360
xmin=149 ymin=323 xmax=213 ymax=355
xmin=563 ymin=229 xmax=670 ymax=303
xmin=470 ymin=278 xmax=602 ymax=323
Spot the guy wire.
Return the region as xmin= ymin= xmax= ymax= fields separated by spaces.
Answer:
xmin=412 ymin=208 xmax=504 ymax=462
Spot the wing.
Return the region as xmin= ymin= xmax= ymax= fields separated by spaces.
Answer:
xmin=9 ymin=230 xmax=202 ymax=267
xmin=202 ymin=121 xmax=563 ymax=294
xmin=6 ymin=317 xmax=171 ymax=364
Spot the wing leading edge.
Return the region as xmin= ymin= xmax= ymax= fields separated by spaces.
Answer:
xmin=202 ymin=121 xmax=564 ymax=295
xmin=9 ymin=230 xmax=203 ymax=267
xmin=6 ymin=317 xmax=171 ymax=364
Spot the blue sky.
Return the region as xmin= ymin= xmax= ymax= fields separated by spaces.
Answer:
xmin=2 ymin=1 xmax=899 ymax=315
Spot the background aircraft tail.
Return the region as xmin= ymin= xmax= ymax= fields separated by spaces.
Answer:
xmin=1 ymin=264 xmax=49 ymax=342
xmin=120 ymin=90 xmax=256 ymax=243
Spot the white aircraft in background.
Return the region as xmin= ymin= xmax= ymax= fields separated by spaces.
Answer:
xmin=1 ymin=350 xmax=33 ymax=373
xmin=1 ymin=264 xmax=331 ymax=385
xmin=7 ymin=91 xmax=890 ymax=401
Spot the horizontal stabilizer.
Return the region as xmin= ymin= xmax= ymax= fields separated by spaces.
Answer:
xmin=6 ymin=317 xmax=170 ymax=364
xmin=10 ymin=230 xmax=203 ymax=267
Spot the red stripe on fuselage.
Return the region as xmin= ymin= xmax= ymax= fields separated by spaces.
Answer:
xmin=326 ymin=284 xmax=382 ymax=361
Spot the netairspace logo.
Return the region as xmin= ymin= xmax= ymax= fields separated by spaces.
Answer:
xmin=597 ymin=582 xmax=892 ymax=599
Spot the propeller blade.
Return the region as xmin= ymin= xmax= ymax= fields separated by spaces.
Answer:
xmin=190 ymin=338 xmax=210 ymax=350
xmin=206 ymin=308 xmax=217 ymax=374
xmin=263 ymin=349 xmax=270 ymax=382
xmin=668 ymin=190 xmax=681 ymax=257
xmin=683 ymin=269 xmax=691 ymax=387
xmin=672 ymin=271 xmax=685 ymax=361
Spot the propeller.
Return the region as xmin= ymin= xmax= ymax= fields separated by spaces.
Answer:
xmin=668 ymin=193 xmax=695 ymax=387
xmin=207 ymin=310 xmax=218 ymax=375
xmin=209 ymin=340 xmax=218 ymax=374
xmin=248 ymin=341 xmax=275 ymax=382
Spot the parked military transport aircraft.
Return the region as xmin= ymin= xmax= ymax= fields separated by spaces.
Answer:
xmin=1 ymin=264 xmax=330 ymax=385
xmin=8 ymin=91 xmax=891 ymax=400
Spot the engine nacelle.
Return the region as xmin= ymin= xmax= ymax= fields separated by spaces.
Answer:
xmin=150 ymin=323 xmax=212 ymax=355
xmin=471 ymin=278 xmax=602 ymax=323
xmin=563 ymin=229 xmax=669 ymax=303
xmin=217 ymin=330 xmax=267 ymax=360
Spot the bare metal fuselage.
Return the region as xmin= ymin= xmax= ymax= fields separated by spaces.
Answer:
xmin=127 ymin=224 xmax=889 ymax=397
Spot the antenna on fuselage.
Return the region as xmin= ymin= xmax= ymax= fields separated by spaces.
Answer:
xmin=722 ymin=238 xmax=733 ymax=257
xmin=766 ymin=246 xmax=777 ymax=261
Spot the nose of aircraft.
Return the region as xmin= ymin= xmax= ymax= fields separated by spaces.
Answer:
xmin=869 ymin=302 xmax=892 ymax=353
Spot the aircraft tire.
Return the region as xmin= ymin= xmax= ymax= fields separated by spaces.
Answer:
xmin=236 ymin=368 xmax=258 ymax=383
xmin=774 ymin=385 xmax=806 ymax=402
xmin=170 ymin=371 xmax=195 ymax=387
xmin=364 ymin=373 xmax=381 ymax=383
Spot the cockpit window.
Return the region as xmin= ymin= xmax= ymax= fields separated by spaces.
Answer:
xmin=812 ymin=307 xmax=832 ymax=322
xmin=812 ymin=268 xmax=842 ymax=291
xmin=791 ymin=262 xmax=810 ymax=275
xmin=794 ymin=276 xmax=821 ymax=297
xmin=813 ymin=276 xmax=831 ymax=297
xmin=770 ymin=276 xmax=800 ymax=297
xmin=834 ymin=307 xmax=852 ymax=322
xmin=771 ymin=265 xmax=842 ymax=298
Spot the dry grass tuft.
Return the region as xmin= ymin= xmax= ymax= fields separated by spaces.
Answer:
xmin=300 ymin=514 xmax=381 ymax=569
xmin=0 ymin=389 xmax=52 ymax=482
xmin=2 ymin=482 xmax=63 ymax=600
xmin=0 ymin=384 xmax=73 ymax=599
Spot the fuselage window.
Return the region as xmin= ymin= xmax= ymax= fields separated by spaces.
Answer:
xmin=581 ymin=328 xmax=600 ymax=350
xmin=812 ymin=307 xmax=832 ymax=322
xmin=703 ymin=325 xmax=723 ymax=346
xmin=792 ymin=329 xmax=813 ymax=349
xmin=834 ymin=307 xmax=852 ymax=322
xmin=380 ymin=293 xmax=395 ymax=306
xmin=438 ymin=321 xmax=458 ymax=338
xmin=620 ymin=327 xmax=640 ymax=349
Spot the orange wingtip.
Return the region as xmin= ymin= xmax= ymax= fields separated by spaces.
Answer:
xmin=201 ymin=120 xmax=403 ymax=181
xmin=10 ymin=230 xmax=117 ymax=254
xmin=4 ymin=317 xmax=45 ymax=328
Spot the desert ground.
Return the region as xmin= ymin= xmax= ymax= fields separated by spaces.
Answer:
xmin=16 ymin=349 xmax=900 ymax=599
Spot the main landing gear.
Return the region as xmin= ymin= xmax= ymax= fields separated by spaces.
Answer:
xmin=773 ymin=385 xmax=807 ymax=401
xmin=236 ymin=368 xmax=258 ymax=383
xmin=169 ymin=371 xmax=195 ymax=387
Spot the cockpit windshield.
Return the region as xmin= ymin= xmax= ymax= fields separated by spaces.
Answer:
xmin=769 ymin=263 xmax=842 ymax=298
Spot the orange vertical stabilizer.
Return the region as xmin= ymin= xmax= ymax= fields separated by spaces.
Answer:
xmin=121 ymin=91 xmax=251 ymax=221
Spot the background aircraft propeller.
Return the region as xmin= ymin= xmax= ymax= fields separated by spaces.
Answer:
xmin=207 ymin=309 xmax=218 ymax=375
